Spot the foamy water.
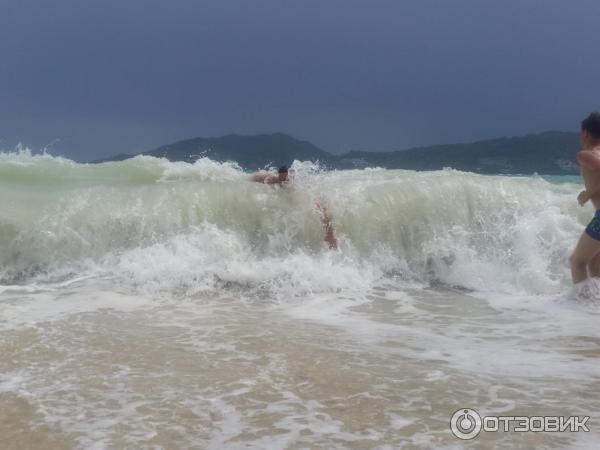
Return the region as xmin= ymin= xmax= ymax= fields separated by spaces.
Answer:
xmin=1 ymin=149 xmax=599 ymax=449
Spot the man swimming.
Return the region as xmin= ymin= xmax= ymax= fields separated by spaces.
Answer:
xmin=570 ymin=112 xmax=600 ymax=284
xmin=250 ymin=166 xmax=290 ymax=186
xmin=250 ymin=165 xmax=338 ymax=250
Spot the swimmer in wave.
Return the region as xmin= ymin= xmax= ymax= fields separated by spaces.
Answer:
xmin=250 ymin=165 xmax=338 ymax=250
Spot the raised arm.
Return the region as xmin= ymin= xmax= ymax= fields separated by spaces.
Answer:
xmin=315 ymin=201 xmax=338 ymax=250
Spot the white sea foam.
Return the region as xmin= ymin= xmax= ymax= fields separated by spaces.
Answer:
xmin=0 ymin=151 xmax=588 ymax=298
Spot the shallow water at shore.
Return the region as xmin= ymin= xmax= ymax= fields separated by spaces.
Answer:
xmin=1 ymin=278 xmax=599 ymax=449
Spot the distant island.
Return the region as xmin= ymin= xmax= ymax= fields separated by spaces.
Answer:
xmin=93 ymin=131 xmax=580 ymax=175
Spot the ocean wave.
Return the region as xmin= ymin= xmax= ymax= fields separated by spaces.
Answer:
xmin=0 ymin=150 xmax=586 ymax=295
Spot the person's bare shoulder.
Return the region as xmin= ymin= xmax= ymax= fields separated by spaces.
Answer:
xmin=577 ymin=148 xmax=600 ymax=170
xmin=250 ymin=171 xmax=268 ymax=182
xmin=250 ymin=171 xmax=282 ymax=185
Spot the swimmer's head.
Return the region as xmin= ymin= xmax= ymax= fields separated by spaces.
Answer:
xmin=278 ymin=165 xmax=289 ymax=182
xmin=581 ymin=112 xmax=600 ymax=146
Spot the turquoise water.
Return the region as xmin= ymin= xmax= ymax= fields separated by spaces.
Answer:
xmin=540 ymin=174 xmax=581 ymax=184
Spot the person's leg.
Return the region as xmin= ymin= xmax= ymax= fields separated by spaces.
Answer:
xmin=570 ymin=232 xmax=600 ymax=283
xmin=587 ymin=250 xmax=600 ymax=277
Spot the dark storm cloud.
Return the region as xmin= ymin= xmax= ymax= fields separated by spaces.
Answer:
xmin=1 ymin=0 xmax=599 ymax=160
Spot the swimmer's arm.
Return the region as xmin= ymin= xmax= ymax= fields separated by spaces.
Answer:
xmin=250 ymin=172 xmax=267 ymax=183
xmin=315 ymin=201 xmax=338 ymax=250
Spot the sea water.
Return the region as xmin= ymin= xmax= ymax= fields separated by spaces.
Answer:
xmin=1 ymin=150 xmax=599 ymax=449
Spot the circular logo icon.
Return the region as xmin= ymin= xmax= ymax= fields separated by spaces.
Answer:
xmin=450 ymin=408 xmax=482 ymax=440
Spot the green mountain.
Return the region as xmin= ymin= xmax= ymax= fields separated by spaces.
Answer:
xmin=93 ymin=131 xmax=581 ymax=174
xmin=93 ymin=133 xmax=333 ymax=170
xmin=337 ymin=131 xmax=580 ymax=174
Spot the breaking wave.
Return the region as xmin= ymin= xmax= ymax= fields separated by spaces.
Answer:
xmin=0 ymin=149 xmax=586 ymax=296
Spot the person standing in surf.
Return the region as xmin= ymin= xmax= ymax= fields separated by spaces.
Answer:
xmin=570 ymin=112 xmax=600 ymax=284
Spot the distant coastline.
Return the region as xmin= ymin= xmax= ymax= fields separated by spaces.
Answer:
xmin=93 ymin=130 xmax=580 ymax=175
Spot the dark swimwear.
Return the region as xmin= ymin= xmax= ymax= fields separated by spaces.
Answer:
xmin=585 ymin=209 xmax=600 ymax=240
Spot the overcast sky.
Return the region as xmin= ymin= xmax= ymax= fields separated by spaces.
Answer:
xmin=1 ymin=0 xmax=598 ymax=161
